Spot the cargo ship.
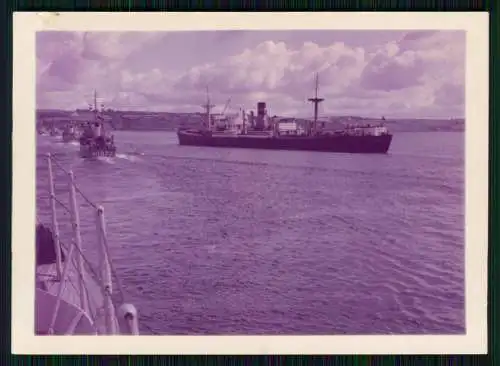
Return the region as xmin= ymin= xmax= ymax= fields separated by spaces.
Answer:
xmin=177 ymin=75 xmax=393 ymax=154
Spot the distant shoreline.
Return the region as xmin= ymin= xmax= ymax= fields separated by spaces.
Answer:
xmin=36 ymin=109 xmax=465 ymax=133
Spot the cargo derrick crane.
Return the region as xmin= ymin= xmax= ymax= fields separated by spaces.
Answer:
xmin=221 ymin=97 xmax=231 ymax=116
xmin=220 ymin=97 xmax=232 ymax=130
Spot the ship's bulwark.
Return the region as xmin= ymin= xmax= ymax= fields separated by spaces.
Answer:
xmin=177 ymin=130 xmax=393 ymax=154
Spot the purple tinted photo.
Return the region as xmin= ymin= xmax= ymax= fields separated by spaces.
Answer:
xmin=35 ymin=30 xmax=465 ymax=336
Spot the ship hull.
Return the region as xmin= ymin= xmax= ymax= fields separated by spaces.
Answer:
xmin=79 ymin=145 xmax=116 ymax=158
xmin=177 ymin=130 xmax=393 ymax=154
xmin=79 ymin=138 xmax=116 ymax=158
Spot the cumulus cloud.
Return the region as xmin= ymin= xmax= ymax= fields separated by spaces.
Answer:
xmin=36 ymin=30 xmax=465 ymax=118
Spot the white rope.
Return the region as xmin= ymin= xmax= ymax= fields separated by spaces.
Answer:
xmin=65 ymin=312 xmax=83 ymax=335
xmin=58 ymin=229 xmax=125 ymax=334
xmin=42 ymin=154 xmax=99 ymax=210
xmin=58 ymin=239 xmax=104 ymax=328
xmin=47 ymin=240 xmax=76 ymax=335
xmin=98 ymin=224 xmax=126 ymax=304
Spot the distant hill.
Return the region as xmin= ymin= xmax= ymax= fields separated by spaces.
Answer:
xmin=380 ymin=118 xmax=464 ymax=132
xmin=36 ymin=109 xmax=465 ymax=133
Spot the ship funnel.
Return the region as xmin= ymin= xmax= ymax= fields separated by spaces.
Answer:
xmin=255 ymin=102 xmax=267 ymax=130
xmin=257 ymin=102 xmax=267 ymax=116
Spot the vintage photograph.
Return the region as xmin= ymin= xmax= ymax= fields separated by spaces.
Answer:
xmin=11 ymin=11 xmax=488 ymax=354
xmin=34 ymin=28 xmax=467 ymax=336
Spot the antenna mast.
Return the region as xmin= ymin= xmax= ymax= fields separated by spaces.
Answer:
xmin=92 ymin=90 xmax=105 ymax=132
xmin=202 ymin=86 xmax=215 ymax=130
xmin=92 ymin=90 xmax=98 ymax=124
xmin=308 ymin=72 xmax=324 ymax=135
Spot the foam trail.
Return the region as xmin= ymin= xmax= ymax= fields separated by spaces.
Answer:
xmin=96 ymin=156 xmax=115 ymax=164
xmin=116 ymin=153 xmax=142 ymax=162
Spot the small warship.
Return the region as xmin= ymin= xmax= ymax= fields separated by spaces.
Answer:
xmin=79 ymin=91 xmax=116 ymax=158
xmin=177 ymin=74 xmax=393 ymax=154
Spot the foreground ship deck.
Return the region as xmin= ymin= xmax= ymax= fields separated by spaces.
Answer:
xmin=35 ymin=153 xmax=138 ymax=335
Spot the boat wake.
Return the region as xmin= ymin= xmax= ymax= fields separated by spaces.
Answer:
xmin=116 ymin=153 xmax=143 ymax=162
xmin=96 ymin=156 xmax=115 ymax=164
xmin=57 ymin=140 xmax=79 ymax=147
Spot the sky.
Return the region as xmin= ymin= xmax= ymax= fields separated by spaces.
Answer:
xmin=36 ymin=30 xmax=465 ymax=119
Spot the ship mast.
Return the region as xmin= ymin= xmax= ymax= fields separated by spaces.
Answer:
xmin=92 ymin=90 xmax=106 ymax=133
xmin=242 ymin=108 xmax=246 ymax=134
xmin=92 ymin=89 xmax=100 ymax=129
xmin=202 ymin=86 xmax=215 ymax=131
xmin=93 ymin=90 xmax=98 ymax=119
xmin=308 ymin=72 xmax=324 ymax=135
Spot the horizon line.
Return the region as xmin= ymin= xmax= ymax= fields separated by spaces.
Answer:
xmin=35 ymin=108 xmax=465 ymax=121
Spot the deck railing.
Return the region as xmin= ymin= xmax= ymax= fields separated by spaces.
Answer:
xmin=39 ymin=152 xmax=139 ymax=335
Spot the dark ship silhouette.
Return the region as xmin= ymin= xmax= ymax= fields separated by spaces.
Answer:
xmin=177 ymin=74 xmax=393 ymax=154
xmin=79 ymin=91 xmax=116 ymax=158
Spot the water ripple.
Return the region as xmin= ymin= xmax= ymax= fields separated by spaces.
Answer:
xmin=36 ymin=131 xmax=465 ymax=334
